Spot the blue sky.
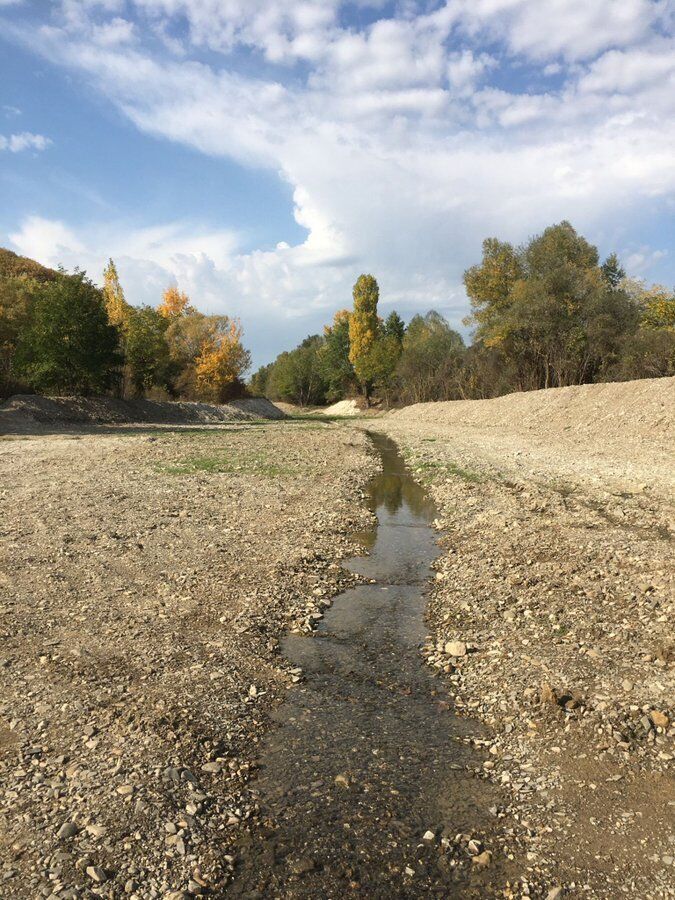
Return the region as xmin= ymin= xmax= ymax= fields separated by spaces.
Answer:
xmin=1 ymin=0 xmax=673 ymax=367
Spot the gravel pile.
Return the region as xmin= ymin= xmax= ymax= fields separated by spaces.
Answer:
xmin=374 ymin=378 xmax=674 ymax=898
xmin=0 ymin=395 xmax=286 ymax=434
xmin=0 ymin=422 xmax=376 ymax=899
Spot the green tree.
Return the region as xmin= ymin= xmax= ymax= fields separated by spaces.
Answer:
xmin=600 ymin=253 xmax=626 ymax=290
xmin=383 ymin=310 xmax=405 ymax=344
xmin=124 ymin=305 xmax=172 ymax=396
xmin=267 ymin=335 xmax=328 ymax=406
xmin=356 ymin=334 xmax=402 ymax=405
xmin=320 ymin=309 xmax=355 ymax=401
xmin=15 ymin=271 xmax=122 ymax=394
xmin=395 ymin=311 xmax=465 ymax=403
xmin=348 ymin=274 xmax=380 ymax=399
xmin=248 ymin=363 xmax=273 ymax=397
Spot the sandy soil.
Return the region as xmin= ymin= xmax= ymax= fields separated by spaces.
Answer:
xmin=372 ymin=376 xmax=675 ymax=898
xmin=0 ymin=421 xmax=376 ymax=898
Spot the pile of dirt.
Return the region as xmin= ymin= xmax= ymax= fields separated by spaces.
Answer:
xmin=322 ymin=398 xmax=363 ymax=417
xmin=373 ymin=376 xmax=674 ymax=897
xmin=0 ymin=394 xmax=286 ymax=433
xmin=389 ymin=376 xmax=675 ymax=450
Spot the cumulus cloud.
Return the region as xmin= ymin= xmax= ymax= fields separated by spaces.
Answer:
xmin=1 ymin=0 xmax=674 ymax=363
xmin=0 ymin=131 xmax=52 ymax=152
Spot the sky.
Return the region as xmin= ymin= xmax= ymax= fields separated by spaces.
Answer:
xmin=1 ymin=0 xmax=674 ymax=368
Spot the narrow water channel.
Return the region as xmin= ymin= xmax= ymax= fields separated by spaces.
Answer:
xmin=229 ymin=433 xmax=508 ymax=898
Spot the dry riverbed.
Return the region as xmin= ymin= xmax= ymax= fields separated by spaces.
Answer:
xmin=0 ymin=422 xmax=377 ymax=898
xmin=373 ymin=378 xmax=674 ymax=899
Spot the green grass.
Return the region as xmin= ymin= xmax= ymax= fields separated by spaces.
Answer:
xmin=157 ymin=448 xmax=297 ymax=477
xmin=415 ymin=459 xmax=483 ymax=484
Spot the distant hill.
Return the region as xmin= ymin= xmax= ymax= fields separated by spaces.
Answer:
xmin=0 ymin=247 xmax=58 ymax=282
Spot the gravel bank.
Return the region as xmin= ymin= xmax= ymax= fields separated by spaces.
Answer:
xmin=0 ymin=422 xmax=376 ymax=898
xmin=373 ymin=378 xmax=674 ymax=898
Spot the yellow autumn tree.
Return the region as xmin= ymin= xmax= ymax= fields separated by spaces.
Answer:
xmin=348 ymin=274 xmax=380 ymax=397
xmin=102 ymin=259 xmax=130 ymax=328
xmin=194 ymin=318 xmax=251 ymax=403
xmin=159 ymin=285 xmax=192 ymax=319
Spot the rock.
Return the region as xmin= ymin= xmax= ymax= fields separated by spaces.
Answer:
xmin=471 ymin=850 xmax=492 ymax=868
xmin=56 ymin=821 xmax=79 ymax=840
xmin=334 ymin=773 xmax=350 ymax=788
xmin=546 ymin=888 xmax=564 ymax=900
xmin=86 ymin=866 xmax=107 ymax=883
xmin=290 ymin=856 xmax=315 ymax=875
xmin=540 ymin=683 xmax=558 ymax=705
xmin=444 ymin=641 xmax=467 ymax=657
xmin=422 ymin=830 xmax=435 ymax=842
xmin=650 ymin=711 xmax=669 ymax=729
xmin=201 ymin=762 xmax=221 ymax=774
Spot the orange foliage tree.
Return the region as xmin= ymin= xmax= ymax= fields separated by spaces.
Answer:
xmin=194 ymin=318 xmax=251 ymax=403
xmin=159 ymin=285 xmax=192 ymax=319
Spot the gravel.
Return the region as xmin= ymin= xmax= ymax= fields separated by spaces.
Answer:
xmin=0 ymin=420 xmax=376 ymax=898
xmin=372 ymin=376 xmax=674 ymax=898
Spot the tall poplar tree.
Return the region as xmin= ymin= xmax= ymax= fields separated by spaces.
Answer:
xmin=102 ymin=259 xmax=129 ymax=327
xmin=348 ymin=274 xmax=380 ymax=398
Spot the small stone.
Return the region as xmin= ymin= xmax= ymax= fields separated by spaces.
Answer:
xmin=444 ymin=641 xmax=467 ymax=657
xmin=334 ymin=773 xmax=350 ymax=788
xmin=540 ymin=683 xmax=558 ymax=705
xmin=201 ymin=762 xmax=221 ymax=774
xmin=650 ymin=711 xmax=669 ymax=729
xmin=622 ymin=680 xmax=634 ymax=692
xmin=116 ymin=784 xmax=134 ymax=796
xmin=422 ymin=830 xmax=435 ymax=842
xmin=546 ymin=888 xmax=564 ymax=900
xmin=472 ymin=850 xmax=492 ymax=868
xmin=290 ymin=856 xmax=315 ymax=875
xmin=86 ymin=866 xmax=107 ymax=883
xmin=56 ymin=822 xmax=79 ymax=840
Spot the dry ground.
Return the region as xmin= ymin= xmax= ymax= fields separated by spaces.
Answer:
xmin=372 ymin=376 xmax=675 ymax=898
xmin=0 ymin=421 xmax=376 ymax=898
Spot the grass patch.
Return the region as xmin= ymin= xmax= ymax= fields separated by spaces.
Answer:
xmin=415 ymin=459 xmax=483 ymax=483
xmin=158 ymin=448 xmax=297 ymax=477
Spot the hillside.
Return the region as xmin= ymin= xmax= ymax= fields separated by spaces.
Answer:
xmin=0 ymin=246 xmax=58 ymax=282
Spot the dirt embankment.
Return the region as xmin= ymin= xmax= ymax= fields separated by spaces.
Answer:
xmin=0 ymin=422 xmax=377 ymax=898
xmin=0 ymin=395 xmax=286 ymax=434
xmin=374 ymin=376 xmax=674 ymax=898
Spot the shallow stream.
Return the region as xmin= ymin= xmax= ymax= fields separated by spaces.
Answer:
xmin=229 ymin=432 xmax=508 ymax=897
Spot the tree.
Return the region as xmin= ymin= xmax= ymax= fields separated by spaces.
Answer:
xmin=15 ymin=271 xmax=122 ymax=394
xmin=248 ymin=363 xmax=273 ymax=397
xmin=267 ymin=335 xmax=328 ymax=406
xmin=383 ymin=310 xmax=405 ymax=344
xmin=320 ymin=309 xmax=355 ymax=401
xmin=124 ymin=305 xmax=172 ymax=396
xmin=194 ymin=318 xmax=251 ymax=403
xmin=159 ymin=285 xmax=191 ymax=319
xmin=349 ymin=274 xmax=380 ymax=400
xmin=356 ymin=334 xmax=402 ymax=405
xmin=102 ymin=258 xmax=130 ymax=327
xmin=0 ymin=275 xmax=36 ymax=390
xmin=395 ymin=311 xmax=465 ymax=403
xmin=601 ymin=253 xmax=626 ymax=290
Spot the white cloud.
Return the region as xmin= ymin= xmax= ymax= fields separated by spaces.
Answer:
xmin=2 ymin=1 xmax=674 ymax=363
xmin=10 ymin=216 xmax=85 ymax=263
xmin=0 ymin=131 xmax=52 ymax=152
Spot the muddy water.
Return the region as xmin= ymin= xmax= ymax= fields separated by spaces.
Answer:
xmin=229 ymin=433 xmax=508 ymax=898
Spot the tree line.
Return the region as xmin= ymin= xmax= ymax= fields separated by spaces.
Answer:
xmin=250 ymin=222 xmax=675 ymax=406
xmin=0 ymin=251 xmax=250 ymax=401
